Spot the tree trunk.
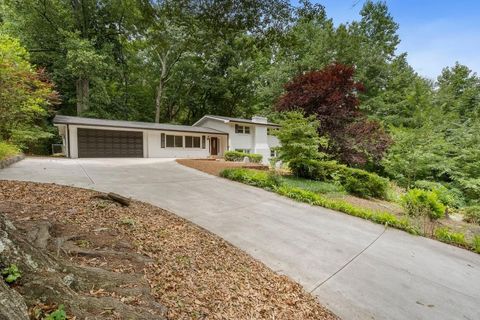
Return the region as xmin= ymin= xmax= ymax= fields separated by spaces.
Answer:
xmin=76 ymin=77 xmax=89 ymax=115
xmin=154 ymin=78 xmax=163 ymax=123
xmin=0 ymin=280 xmax=29 ymax=320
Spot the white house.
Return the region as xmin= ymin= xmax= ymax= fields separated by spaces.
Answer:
xmin=53 ymin=114 xmax=280 ymax=163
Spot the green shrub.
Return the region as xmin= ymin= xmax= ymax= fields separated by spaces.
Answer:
xmin=414 ymin=180 xmax=465 ymax=208
xmin=1 ymin=264 xmax=21 ymax=284
xmin=402 ymin=189 xmax=445 ymax=220
xmin=462 ymin=206 xmax=480 ymax=225
xmin=434 ymin=227 xmax=466 ymax=246
xmin=289 ymin=159 xmax=389 ymax=199
xmin=473 ymin=236 xmax=480 ymax=254
xmin=224 ymin=150 xmax=263 ymax=163
xmin=247 ymin=153 xmax=263 ymax=163
xmin=0 ymin=141 xmax=20 ymax=160
xmin=220 ymin=168 xmax=279 ymax=190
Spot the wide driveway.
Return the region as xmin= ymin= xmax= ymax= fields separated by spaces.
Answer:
xmin=1 ymin=158 xmax=479 ymax=320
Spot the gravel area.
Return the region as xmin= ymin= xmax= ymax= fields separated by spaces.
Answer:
xmin=0 ymin=180 xmax=338 ymax=320
xmin=177 ymin=159 xmax=268 ymax=176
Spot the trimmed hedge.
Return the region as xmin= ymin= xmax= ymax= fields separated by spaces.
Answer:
xmin=224 ymin=150 xmax=263 ymax=163
xmin=289 ymin=159 xmax=389 ymax=199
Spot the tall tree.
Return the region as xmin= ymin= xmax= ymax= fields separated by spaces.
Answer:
xmin=276 ymin=63 xmax=391 ymax=166
xmin=0 ymin=35 xmax=58 ymax=149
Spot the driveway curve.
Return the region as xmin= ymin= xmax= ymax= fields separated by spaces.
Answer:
xmin=1 ymin=157 xmax=479 ymax=320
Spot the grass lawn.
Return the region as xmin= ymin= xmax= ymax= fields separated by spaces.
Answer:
xmin=281 ymin=176 xmax=345 ymax=195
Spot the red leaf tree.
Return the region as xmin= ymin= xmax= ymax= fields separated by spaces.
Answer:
xmin=276 ymin=63 xmax=391 ymax=166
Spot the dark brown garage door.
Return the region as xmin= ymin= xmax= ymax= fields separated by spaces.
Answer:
xmin=77 ymin=128 xmax=143 ymax=158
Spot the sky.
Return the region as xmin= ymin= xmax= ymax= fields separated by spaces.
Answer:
xmin=298 ymin=0 xmax=480 ymax=79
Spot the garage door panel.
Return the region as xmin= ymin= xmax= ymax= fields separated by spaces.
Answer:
xmin=77 ymin=128 xmax=143 ymax=158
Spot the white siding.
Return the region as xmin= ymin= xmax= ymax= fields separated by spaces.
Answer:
xmin=195 ymin=117 xmax=281 ymax=164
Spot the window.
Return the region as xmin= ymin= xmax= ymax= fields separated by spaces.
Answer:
xmin=235 ymin=124 xmax=250 ymax=134
xmin=193 ymin=136 xmax=200 ymax=148
xmin=166 ymin=135 xmax=183 ymax=148
xmin=235 ymin=149 xmax=250 ymax=154
xmin=166 ymin=135 xmax=174 ymax=147
xmin=270 ymin=149 xmax=276 ymax=157
xmin=161 ymin=133 xmax=165 ymax=148
xmin=202 ymin=136 xmax=206 ymax=149
xmin=185 ymin=136 xmax=192 ymax=148
xmin=175 ymin=136 xmax=183 ymax=147
xmin=185 ymin=136 xmax=201 ymax=148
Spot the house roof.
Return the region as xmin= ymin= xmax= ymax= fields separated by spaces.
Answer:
xmin=53 ymin=115 xmax=228 ymax=135
xmin=193 ymin=115 xmax=280 ymax=127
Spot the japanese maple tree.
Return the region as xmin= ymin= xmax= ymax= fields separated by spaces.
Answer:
xmin=276 ymin=63 xmax=391 ymax=166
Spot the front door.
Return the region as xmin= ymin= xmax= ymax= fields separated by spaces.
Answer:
xmin=210 ymin=137 xmax=218 ymax=155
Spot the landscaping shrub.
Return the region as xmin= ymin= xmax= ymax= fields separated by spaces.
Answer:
xmin=224 ymin=150 xmax=263 ymax=163
xmin=414 ymin=180 xmax=465 ymax=208
xmin=462 ymin=206 xmax=480 ymax=225
xmin=401 ymin=189 xmax=445 ymax=220
xmin=220 ymin=168 xmax=279 ymax=190
xmin=473 ymin=236 xmax=480 ymax=254
xmin=434 ymin=227 xmax=466 ymax=246
xmin=0 ymin=141 xmax=20 ymax=160
xmin=289 ymin=159 xmax=389 ymax=199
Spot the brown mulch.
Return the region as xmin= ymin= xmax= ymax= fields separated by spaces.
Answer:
xmin=0 ymin=180 xmax=338 ymax=320
xmin=177 ymin=159 xmax=268 ymax=176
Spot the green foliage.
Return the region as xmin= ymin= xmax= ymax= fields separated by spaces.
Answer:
xmin=413 ymin=180 xmax=465 ymax=208
xmin=220 ymin=169 xmax=280 ymax=190
xmin=434 ymin=228 xmax=466 ymax=247
xmin=274 ymin=111 xmax=328 ymax=162
xmin=275 ymin=185 xmax=418 ymax=234
xmin=0 ymin=141 xmax=20 ymax=160
xmin=289 ymin=159 xmax=389 ymax=199
xmin=281 ymin=176 xmax=345 ymax=195
xmin=462 ymin=206 xmax=480 ymax=225
xmin=224 ymin=151 xmax=263 ymax=163
xmin=1 ymin=264 xmax=21 ymax=284
xmin=401 ymin=189 xmax=445 ymax=221
xmin=0 ymin=35 xmax=56 ymax=150
xmin=473 ymin=236 xmax=480 ymax=254
xmin=45 ymin=305 xmax=67 ymax=320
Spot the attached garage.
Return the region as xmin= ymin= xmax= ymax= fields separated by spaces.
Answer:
xmin=77 ymin=128 xmax=143 ymax=158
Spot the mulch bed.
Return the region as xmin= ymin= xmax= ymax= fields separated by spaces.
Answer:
xmin=177 ymin=159 xmax=268 ymax=176
xmin=0 ymin=180 xmax=338 ymax=320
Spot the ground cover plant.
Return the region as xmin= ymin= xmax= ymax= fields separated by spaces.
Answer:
xmin=0 ymin=141 xmax=20 ymax=161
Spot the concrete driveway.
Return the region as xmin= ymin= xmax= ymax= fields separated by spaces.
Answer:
xmin=1 ymin=157 xmax=479 ymax=320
